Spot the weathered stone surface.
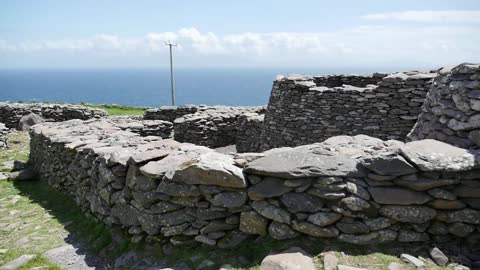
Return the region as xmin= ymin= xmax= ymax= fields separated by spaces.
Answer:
xmin=280 ymin=192 xmax=324 ymax=212
xmin=379 ymin=205 xmax=437 ymax=223
xmin=18 ymin=113 xmax=45 ymax=130
xmin=307 ymin=212 xmax=342 ymax=227
xmin=448 ymin=222 xmax=475 ymax=237
xmin=363 ymin=217 xmax=395 ymax=231
xmin=345 ymin=182 xmax=370 ymax=200
xmin=400 ymin=254 xmax=425 ymax=269
xmin=291 ymin=221 xmax=339 ymax=237
xmin=323 ymin=251 xmax=338 ymax=270
xmin=268 ymin=221 xmax=299 ymax=240
xmin=363 ymin=154 xmax=417 ymax=176
xmin=0 ymin=254 xmax=37 ymax=270
xmin=464 ymin=198 xmax=480 ymax=209
xmin=260 ymin=247 xmax=316 ymax=270
xmin=430 ymin=247 xmax=448 ymax=267
xmin=338 ymin=229 xmax=397 ymax=245
xmin=454 ymin=185 xmax=480 ymax=198
xmin=206 ymin=191 xmax=247 ymax=208
xmin=217 ymin=231 xmax=249 ymax=249
xmin=336 ymin=221 xmax=369 ymax=234
xmin=429 ymin=199 xmax=466 ymax=210
xmin=248 ymin=177 xmax=293 ymax=200
xmin=401 ymin=140 xmax=480 ymax=171
xmin=156 ymin=180 xmax=200 ymax=197
xmin=428 ymin=188 xmax=457 ymax=200
xmin=307 ymin=188 xmax=346 ymax=200
xmin=337 ymin=266 xmax=368 ymax=270
xmin=442 ymin=209 xmax=480 ymax=224
xmin=397 ymin=230 xmax=429 ymax=242
xmin=239 ymin=211 xmax=268 ymax=235
xmin=339 ymin=196 xmax=371 ymax=211
xmin=369 ymin=187 xmax=432 ymax=205
xmin=251 ymin=200 xmax=291 ymax=224
xmin=111 ymin=204 xmax=141 ymax=226
xmin=394 ymin=178 xmax=459 ymax=191
xmin=244 ymin=149 xmax=362 ymax=179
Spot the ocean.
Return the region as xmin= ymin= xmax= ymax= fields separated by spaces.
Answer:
xmin=0 ymin=67 xmax=393 ymax=107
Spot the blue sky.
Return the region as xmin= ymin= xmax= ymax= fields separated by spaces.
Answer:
xmin=1 ymin=0 xmax=480 ymax=69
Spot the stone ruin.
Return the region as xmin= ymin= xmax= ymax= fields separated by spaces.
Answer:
xmin=20 ymin=62 xmax=480 ymax=249
xmin=0 ymin=102 xmax=108 ymax=129
xmin=0 ymin=122 xmax=7 ymax=149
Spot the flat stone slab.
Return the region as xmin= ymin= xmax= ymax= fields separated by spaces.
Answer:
xmin=260 ymin=247 xmax=316 ymax=270
xmin=401 ymin=139 xmax=480 ymax=171
xmin=0 ymin=254 xmax=37 ymax=270
xmin=245 ymin=148 xmax=362 ymax=179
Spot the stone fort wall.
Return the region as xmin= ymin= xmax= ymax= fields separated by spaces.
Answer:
xmin=29 ymin=120 xmax=480 ymax=248
xmin=260 ymin=72 xmax=436 ymax=150
xmin=0 ymin=103 xmax=107 ymax=129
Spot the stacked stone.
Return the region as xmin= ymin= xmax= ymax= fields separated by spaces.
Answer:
xmin=242 ymin=135 xmax=480 ymax=244
xmin=313 ymin=73 xmax=387 ymax=87
xmin=235 ymin=113 xmax=265 ymax=153
xmin=109 ymin=116 xmax=174 ymax=138
xmin=29 ymin=119 xmax=251 ymax=248
xmin=28 ymin=120 xmax=480 ymax=247
xmin=408 ymin=63 xmax=480 ymax=148
xmin=173 ymin=106 xmax=265 ymax=148
xmin=0 ymin=123 xmax=7 ymax=149
xmin=261 ymin=71 xmax=436 ymax=150
xmin=143 ymin=105 xmax=200 ymax=122
xmin=0 ymin=103 xmax=107 ymax=128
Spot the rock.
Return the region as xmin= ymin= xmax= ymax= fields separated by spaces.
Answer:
xmin=364 ymin=217 xmax=395 ymax=231
xmin=400 ymin=254 xmax=425 ymax=268
xmin=400 ymin=139 xmax=480 ymax=171
xmin=217 ymin=231 xmax=249 ymax=249
xmin=248 ymin=177 xmax=293 ymax=200
xmin=111 ymin=204 xmax=141 ymax=226
xmin=388 ymin=262 xmax=409 ymax=270
xmin=362 ymin=154 xmax=417 ymax=176
xmin=428 ymin=222 xmax=449 ymax=235
xmin=196 ymin=259 xmax=215 ymax=270
xmin=394 ymin=178 xmax=459 ymax=191
xmin=206 ymin=191 xmax=247 ymax=208
xmin=17 ymin=113 xmax=44 ymax=130
xmin=430 ymin=247 xmax=448 ymax=266
xmin=397 ymin=230 xmax=429 ymax=242
xmin=443 ymin=209 xmax=480 ymax=224
xmin=280 ymin=192 xmax=324 ymax=212
xmin=369 ymin=187 xmax=432 ymax=205
xmin=307 ymin=188 xmax=346 ymax=200
xmin=336 ymin=221 xmax=369 ymax=234
xmin=251 ymin=200 xmax=291 ymax=224
xmin=448 ymin=222 xmax=475 ymax=237
xmin=307 ymin=212 xmax=342 ymax=227
xmin=339 ymin=196 xmax=371 ymax=211
xmin=379 ymin=205 xmax=436 ymax=223
xmin=428 ymin=188 xmax=457 ymax=200
xmin=194 ymin=235 xmax=216 ymax=246
xmin=0 ymin=254 xmax=37 ymax=270
xmin=260 ymin=247 xmax=316 ymax=270
xmin=429 ymin=199 xmax=466 ymax=210
xmin=464 ymin=198 xmax=480 ymax=209
xmin=156 ymin=180 xmax=200 ymax=197
xmin=454 ymin=185 xmax=480 ymax=198
xmin=244 ymin=149 xmax=362 ymax=179
xmin=268 ymin=221 xmax=299 ymax=240
xmin=239 ymin=210 xmax=268 ymax=235
xmin=323 ymin=251 xmax=338 ymax=270
xmin=291 ymin=220 xmax=339 ymax=237
xmin=169 ymin=152 xmax=247 ymax=188
xmin=338 ymin=229 xmax=397 ymax=245
xmin=345 ymin=182 xmax=370 ymax=200
xmin=9 ymin=169 xmax=36 ymax=181
xmin=337 ymin=266 xmax=368 ymax=270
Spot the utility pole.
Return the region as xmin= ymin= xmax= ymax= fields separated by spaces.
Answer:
xmin=165 ymin=41 xmax=177 ymax=106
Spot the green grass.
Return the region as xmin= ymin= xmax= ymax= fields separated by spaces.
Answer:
xmin=6 ymin=101 xmax=148 ymax=116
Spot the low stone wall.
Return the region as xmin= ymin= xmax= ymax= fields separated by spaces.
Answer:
xmin=108 ymin=116 xmax=174 ymax=138
xmin=261 ymin=72 xmax=436 ymax=150
xmin=314 ymin=73 xmax=387 ymax=87
xmin=0 ymin=123 xmax=7 ymax=149
xmin=236 ymin=113 xmax=264 ymax=153
xmin=0 ymin=103 xmax=107 ymax=128
xmin=408 ymin=63 xmax=480 ymax=148
xmin=143 ymin=105 xmax=200 ymax=122
xmin=29 ymin=120 xmax=480 ymax=248
xmin=173 ymin=106 xmax=265 ymax=148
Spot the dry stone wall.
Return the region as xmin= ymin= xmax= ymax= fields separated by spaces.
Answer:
xmin=0 ymin=123 xmax=7 ymax=149
xmin=236 ymin=113 xmax=264 ymax=153
xmin=173 ymin=106 xmax=265 ymax=148
xmin=109 ymin=116 xmax=174 ymax=138
xmin=29 ymin=120 xmax=480 ymax=248
xmin=0 ymin=103 xmax=107 ymax=128
xmin=143 ymin=105 xmax=200 ymax=122
xmin=261 ymin=72 xmax=436 ymax=150
xmin=408 ymin=63 xmax=480 ymax=148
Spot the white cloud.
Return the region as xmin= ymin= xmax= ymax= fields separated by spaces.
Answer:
xmin=362 ymin=10 xmax=480 ymax=23
xmin=1 ymin=25 xmax=479 ymax=68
